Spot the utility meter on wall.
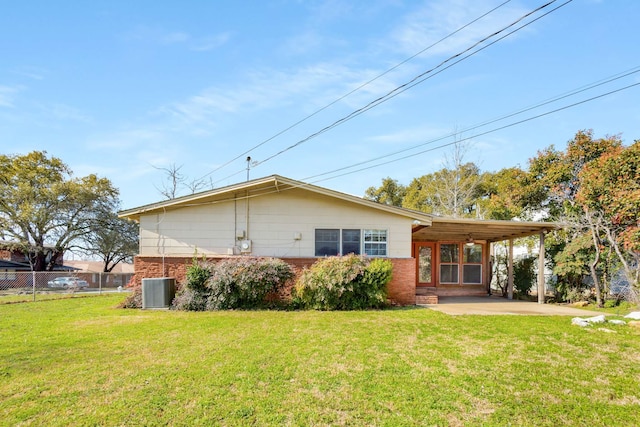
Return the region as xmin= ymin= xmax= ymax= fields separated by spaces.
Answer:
xmin=240 ymin=240 xmax=252 ymax=253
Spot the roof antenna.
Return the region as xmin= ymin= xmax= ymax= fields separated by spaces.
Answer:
xmin=246 ymin=156 xmax=251 ymax=181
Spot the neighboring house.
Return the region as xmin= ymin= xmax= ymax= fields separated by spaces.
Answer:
xmin=0 ymin=240 xmax=65 ymax=269
xmin=119 ymin=175 xmax=554 ymax=305
xmin=64 ymin=260 xmax=135 ymax=288
xmin=0 ymin=259 xmax=32 ymax=290
xmin=0 ymin=241 xmax=72 ymax=290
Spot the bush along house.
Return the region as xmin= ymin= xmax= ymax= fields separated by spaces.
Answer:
xmin=119 ymin=175 xmax=555 ymax=305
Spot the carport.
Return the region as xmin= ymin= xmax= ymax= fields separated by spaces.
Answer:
xmin=412 ymin=216 xmax=559 ymax=304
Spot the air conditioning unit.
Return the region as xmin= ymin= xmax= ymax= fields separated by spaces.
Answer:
xmin=240 ymin=240 xmax=252 ymax=253
xmin=141 ymin=277 xmax=176 ymax=309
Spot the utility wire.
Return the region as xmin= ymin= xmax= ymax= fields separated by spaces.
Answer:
xmin=204 ymin=0 xmax=572 ymax=188
xmin=252 ymin=0 xmax=570 ymax=169
xmin=174 ymin=79 xmax=639 ymax=210
xmin=306 ymin=81 xmax=640 ymax=185
xmin=196 ymin=0 xmax=514 ymax=183
xmin=302 ymin=65 xmax=640 ymax=182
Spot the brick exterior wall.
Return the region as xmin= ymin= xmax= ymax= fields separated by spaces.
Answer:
xmin=133 ymin=256 xmax=417 ymax=306
xmin=385 ymin=258 xmax=416 ymax=306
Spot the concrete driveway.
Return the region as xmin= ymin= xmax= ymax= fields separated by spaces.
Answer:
xmin=422 ymin=295 xmax=605 ymax=316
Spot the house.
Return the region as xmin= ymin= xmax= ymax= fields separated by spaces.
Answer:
xmin=119 ymin=175 xmax=555 ymax=305
xmin=63 ymin=261 xmax=135 ymax=288
xmin=0 ymin=240 xmax=65 ymax=269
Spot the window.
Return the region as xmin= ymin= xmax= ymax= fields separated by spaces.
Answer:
xmin=364 ymin=229 xmax=387 ymax=256
xmin=315 ymin=229 xmax=339 ymax=256
xmin=463 ymin=244 xmax=482 ymax=284
xmin=314 ymin=229 xmax=388 ymax=257
xmin=342 ymin=229 xmax=361 ymax=255
xmin=439 ymin=243 xmax=459 ymax=284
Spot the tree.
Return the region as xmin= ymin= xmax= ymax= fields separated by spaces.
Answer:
xmin=364 ymin=177 xmax=406 ymax=207
xmin=477 ymin=167 xmax=531 ymax=220
xmin=577 ymin=140 xmax=640 ymax=291
xmin=82 ymin=209 xmax=139 ymax=272
xmin=154 ymin=163 xmax=210 ymax=200
xmin=0 ymin=151 xmax=118 ymax=271
xmin=402 ymin=161 xmax=483 ymax=217
xmin=521 ymin=130 xmax=627 ymax=306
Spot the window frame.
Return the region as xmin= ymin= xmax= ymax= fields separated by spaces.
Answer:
xmin=462 ymin=243 xmax=483 ymax=285
xmin=314 ymin=228 xmax=388 ymax=257
xmin=436 ymin=242 xmax=484 ymax=285
xmin=438 ymin=243 xmax=460 ymax=284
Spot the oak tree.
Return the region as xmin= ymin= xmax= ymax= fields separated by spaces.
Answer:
xmin=0 ymin=151 xmax=118 ymax=271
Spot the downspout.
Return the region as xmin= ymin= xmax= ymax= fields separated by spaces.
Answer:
xmin=245 ymin=190 xmax=250 ymax=241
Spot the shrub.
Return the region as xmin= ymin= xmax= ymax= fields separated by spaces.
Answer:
xmin=513 ymin=255 xmax=537 ymax=295
xmin=185 ymin=260 xmax=212 ymax=293
xmin=172 ymin=288 xmax=207 ymax=311
xmin=119 ymin=284 xmax=142 ymax=308
xmin=292 ymin=255 xmax=393 ymax=310
xmin=171 ymin=257 xmax=295 ymax=311
xmin=205 ymin=257 xmax=294 ymax=310
xmin=170 ymin=259 xmax=213 ymax=310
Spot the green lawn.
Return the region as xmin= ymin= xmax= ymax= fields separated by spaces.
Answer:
xmin=1 ymin=295 xmax=639 ymax=426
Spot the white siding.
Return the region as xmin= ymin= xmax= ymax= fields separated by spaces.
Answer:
xmin=138 ymin=188 xmax=413 ymax=258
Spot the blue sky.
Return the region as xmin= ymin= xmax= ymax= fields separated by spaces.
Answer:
xmin=1 ymin=0 xmax=638 ymax=209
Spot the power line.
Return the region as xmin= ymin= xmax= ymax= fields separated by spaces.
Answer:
xmin=252 ymin=0 xmax=570 ymax=169
xmin=196 ymin=0 xmax=514 ymax=183
xmin=174 ymin=80 xmax=639 ymax=210
xmin=305 ymin=81 xmax=640 ymax=186
xmin=301 ymin=65 xmax=640 ymax=182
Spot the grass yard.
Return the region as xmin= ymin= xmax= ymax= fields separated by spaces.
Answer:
xmin=1 ymin=295 xmax=639 ymax=426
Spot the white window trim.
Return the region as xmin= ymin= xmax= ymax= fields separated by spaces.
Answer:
xmin=314 ymin=228 xmax=388 ymax=257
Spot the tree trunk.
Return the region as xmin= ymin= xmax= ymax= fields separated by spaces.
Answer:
xmin=587 ymin=211 xmax=603 ymax=308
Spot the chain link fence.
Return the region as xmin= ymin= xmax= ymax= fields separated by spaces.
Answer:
xmin=0 ymin=271 xmax=134 ymax=303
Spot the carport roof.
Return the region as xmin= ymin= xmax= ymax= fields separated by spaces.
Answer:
xmin=412 ymin=216 xmax=558 ymax=243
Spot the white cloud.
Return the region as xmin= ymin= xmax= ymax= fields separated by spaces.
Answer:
xmin=162 ymin=31 xmax=190 ymax=44
xmin=87 ymin=128 xmax=167 ymax=150
xmin=389 ymin=0 xmax=530 ymax=57
xmin=0 ymin=85 xmax=22 ymax=108
xmin=47 ymin=103 xmax=92 ymax=123
xmin=157 ymin=62 xmax=374 ymax=129
xmin=123 ymin=25 xmax=230 ymax=51
xmin=12 ymin=66 xmax=47 ymax=80
xmin=190 ymin=32 xmax=231 ymax=51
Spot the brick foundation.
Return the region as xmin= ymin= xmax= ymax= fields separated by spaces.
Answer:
xmin=133 ymin=255 xmax=417 ymax=306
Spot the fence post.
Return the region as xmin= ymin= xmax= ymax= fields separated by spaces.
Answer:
xmin=32 ymin=271 xmax=36 ymax=302
xmin=99 ymin=272 xmax=102 ymax=295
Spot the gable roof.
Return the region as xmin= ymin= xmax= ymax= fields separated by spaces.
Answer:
xmin=119 ymin=174 xmax=558 ymax=242
xmin=118 ymin=174 xmax=435 ymax=225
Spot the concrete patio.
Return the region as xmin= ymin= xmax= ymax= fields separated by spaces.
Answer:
xmin=421 ymin=295 xmax=606 ymax=316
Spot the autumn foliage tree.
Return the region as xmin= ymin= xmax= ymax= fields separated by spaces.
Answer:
xmin=577 ymin=140 xmax=640 ymax=291
xmin=521 ymin=130 xmax=638 ymax=305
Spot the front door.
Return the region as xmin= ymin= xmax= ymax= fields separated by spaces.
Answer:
xmin=416 ymin=242 xmax=435 ymax=287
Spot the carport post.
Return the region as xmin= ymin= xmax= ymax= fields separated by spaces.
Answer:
xmin=507 ymin=239 xmax=514 ymax=300
xmin=538 ymin=232 xmax=546 ymax=304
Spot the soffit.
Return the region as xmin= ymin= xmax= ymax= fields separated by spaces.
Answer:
xmin=412 ymin=217 xmax=557 ymax=242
